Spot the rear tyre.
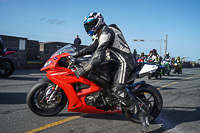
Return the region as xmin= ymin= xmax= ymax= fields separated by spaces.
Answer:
xmin=155 ymin=74 xmax=158 ymax=79
xmin=163 ymin=72 xmax=165 ymax=76
xmin=148 ymin=74 xmax=151 ymax=79
xmin=162 ymin=69 xmax=165 ymax=75
xmin=27 ymin=82 xmax=68 ymax=116
xmin=167 ymin=71 xmax=170 ymax=75
xmin=0 ymin=58 xmax=15 ymax=77
xmin=122 ymin=84 xmax=163 ymax=123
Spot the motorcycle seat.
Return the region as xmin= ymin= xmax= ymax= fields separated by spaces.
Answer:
xmin=126 ymin=65 xmax=141 ymax=85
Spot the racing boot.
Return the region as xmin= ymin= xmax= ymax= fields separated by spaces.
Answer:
xmin=114 ymin=89 xmax=150 ymax=132
xmin=125 ymin=93 xmax=150 ymax=132
xmin=136 ymin=105 xmax=150 ymax=132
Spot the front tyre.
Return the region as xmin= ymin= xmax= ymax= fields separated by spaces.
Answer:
xmin=0 ymin=58 xmax=15 ymax=77
xmin=27 ymin=82 xmax=68 ymax=116
xmin=122 ymin=84 xmax=163 ymax=123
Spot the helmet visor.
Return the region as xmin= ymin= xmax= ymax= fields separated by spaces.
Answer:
xmin=84 ymin=19 xmax=98 ymax=33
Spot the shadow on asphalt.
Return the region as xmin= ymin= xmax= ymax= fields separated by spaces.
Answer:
xmin=12 ymin=69 xmax=45 ymax=75
xmin=0 ymin=92 xmax=26 ymax=104
xmin=154 ymin=85 xmax=177 ymax=90
xmin=149 ymin=106 xmax=200 ymax=133
xmin=55 ymin=113 xmax=83 ymax=117
xmin=55 ymin=112 xmax=128 ymax=122
xmin=3 ymin=76 xmax=42 ymax=81
xmin=56 ymin=112 xmax=128 ymax=121
xmin=158 ymin=77 xmax=182 ymax=81
xmin=83 ymin=113 xmax=128 ymax=121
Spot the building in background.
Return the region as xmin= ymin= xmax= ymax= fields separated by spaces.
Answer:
xmin=0 ymin=34 xmax=87 ymax=69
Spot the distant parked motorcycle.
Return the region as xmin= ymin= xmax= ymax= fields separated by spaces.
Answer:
xmin=0 ymin=48 xmax=17 ymax=77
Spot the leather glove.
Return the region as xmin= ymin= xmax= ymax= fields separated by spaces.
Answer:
xmin=74 ymin=66 xmax=85 ymax=78
xmin=74 ymin=64 xmax=92 ymax=78
xmin=73 ymin=51 xmax=79 ymax=58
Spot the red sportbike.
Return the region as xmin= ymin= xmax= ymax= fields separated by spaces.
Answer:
xmin=27 ymin=44 xmax=162 ymax=123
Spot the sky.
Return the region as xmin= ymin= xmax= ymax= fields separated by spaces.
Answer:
xmin=0 ymin=0 xmax=200 ymax=61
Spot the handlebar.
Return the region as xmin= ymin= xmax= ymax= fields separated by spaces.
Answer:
xmin=66 ymin=56 xmax=78 ymax=72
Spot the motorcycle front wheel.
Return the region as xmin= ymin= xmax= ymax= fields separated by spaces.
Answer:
xmin=27 ymin=82 xmax=68 ymax=116
xmin=0 ymin=58 xmax=15 ymax=77
xmin=122 ymin=84 xmax=163 ymax=123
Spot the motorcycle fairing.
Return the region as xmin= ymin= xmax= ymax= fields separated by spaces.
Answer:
xmin=0 ymin=51 xmax=16 ymax=57
xmin=41 ymin=50 xmax=121 ymax=114
xmin=139 ymin=64 xmax=157 ymax=76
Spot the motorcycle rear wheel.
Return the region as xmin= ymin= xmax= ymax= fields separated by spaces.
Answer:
xmin=167 ymin=72 xmax=170 ymax=75
xmin=162 ymin=69 xmax=165 ymax=75
xmin=0 ymin=58 xmax=15 ymax=77
xmin=27 ymin=82 xmax=68 ymax=116
xmin=148 ymin=74 xmax=151 ymax=79
xmin=122 ymin=84 xmax=163 ymax=123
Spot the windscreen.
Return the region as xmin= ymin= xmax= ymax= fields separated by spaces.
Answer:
xmin=50 ymin=44 xmax=76 ymax=58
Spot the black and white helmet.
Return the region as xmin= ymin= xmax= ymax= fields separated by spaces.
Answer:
xmin=84 ymin=12 xmax=105 ymax=36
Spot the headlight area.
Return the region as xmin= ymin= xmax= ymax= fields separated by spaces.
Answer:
xmin=43 ymin=61 xmax=52 ymax=68
xmin=58 ymin=57 xmax=69 ymax=68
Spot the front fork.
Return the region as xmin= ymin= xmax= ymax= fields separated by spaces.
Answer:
xmin=46 ymin=85 xmax=60 ymax=104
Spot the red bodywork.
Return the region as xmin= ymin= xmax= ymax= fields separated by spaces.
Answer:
xmin=41 ymin=53 xmax=121 ymax=114
xmin=137 ymin=58 xmax=144 ymax=63
xmin=137 ymin=58 xmax=144 ymax=65
xmin=1 ymin=51 xmax=16 ymax=56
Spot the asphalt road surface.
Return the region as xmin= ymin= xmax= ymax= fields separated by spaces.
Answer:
xmin=0 ymin=68 xmax=200 ymax=133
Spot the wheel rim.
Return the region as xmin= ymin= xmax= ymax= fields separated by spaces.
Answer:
xmin=33 ymin=86 xmax=63 ymax=111
xmin=136 ymin=91 xmax=156 ymax=114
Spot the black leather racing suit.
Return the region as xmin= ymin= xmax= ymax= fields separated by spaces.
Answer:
xmin=76 ymin=24 xmax=149 ymax=131
xmin=77 ymin=24 xmax=136 ymax=104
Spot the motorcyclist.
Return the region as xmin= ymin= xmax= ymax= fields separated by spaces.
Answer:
xmin=163 ymin=52 xmax=171 ymax=61
xmin=146 ymin=49 xmax=160 ymax=64
xmin=175 ymin=56 xmax=182 ymax=73
xmin=0 ymin=37 xmax=4 ymax=55
xmin=171 ymin=57 xmax=175 ymax=65
xmin=139 ymin=52 xmax=146 ymax=60
xmin=138 ymin=52 xmax=146 ymax=67
xmin=74 ymin=12 xmax=150 ymax=132
xmin=162 ymin=52 xmax=172 ymax=69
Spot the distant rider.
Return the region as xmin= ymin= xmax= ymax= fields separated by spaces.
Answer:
xmin=163 ymin=52 xmax=171 ymax=61
xmin=139 ymin=52 xmax=146 ymax=60
xmin=138 ymin=52 xmax=146 ymax=67
xmin=146 ymin=49 xmax=160 ymax=64
xmin=162 ymin=52 xmax=172 ymax=69
xmin=175 ymin=56 xmax=182 ymax=73
xmin=73 ymin=12 xmax=150 ymax=132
